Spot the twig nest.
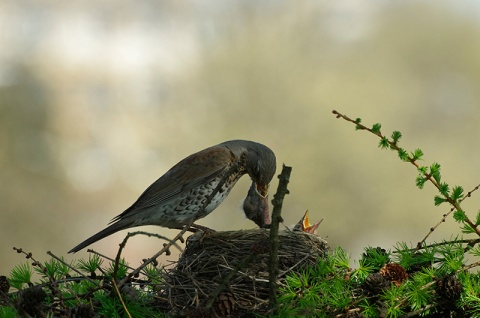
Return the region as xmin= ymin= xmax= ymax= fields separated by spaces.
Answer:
xmin=163 ymin=229 xmax=328 ymax=317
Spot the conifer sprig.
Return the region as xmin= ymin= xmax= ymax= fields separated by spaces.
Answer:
xmin=333 ymin=110 xmax=480 ymax=240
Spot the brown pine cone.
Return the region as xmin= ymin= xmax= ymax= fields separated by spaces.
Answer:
xmin=379 ymin=263 xmax=408 ymax=287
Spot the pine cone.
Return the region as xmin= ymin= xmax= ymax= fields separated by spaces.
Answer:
xmin=364 ymin=273 xmax=391 ymax=295
xmin=16 ymin=286 xmax=47 ymax=316
xmin=437 ymin=275 xmax=463 ymax=302
xmin=0 ymin=276 xmax=9 ymax=293
xmin=379 ymin=263 xmax=408 ymax=287
xmin=215 ymin=291 xmax=236 ymax=317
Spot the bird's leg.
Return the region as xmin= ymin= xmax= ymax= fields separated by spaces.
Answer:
xmin=174 ymin=223 xmax=216 ymax=233
xmin=190 ymin=223 xmax=217 ymax=234
xmin=181 ymin=223 xmax=216 ymax=243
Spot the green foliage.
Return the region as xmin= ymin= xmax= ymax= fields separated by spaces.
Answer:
xmin=460 ymin=273 xmax=480 ymax=317
xmin=5 ymin=111 xmax=480 ymax=317
xmin=393 ymin=242 xmax=436 ymax=274
xmin=1 ymin=254 xmax=167 ymax=317
xmin=416 ymin=175 xmax=427 ymax=189
xmin=438 ymin=182 xmax=449 ymax=197
xmin=0 ymin=306 xmax=18 ymax=318
xmin=354 ymin=118 xmax=362 ymax=130
xmin=468 ymin=244 xmax=480 ymax=258
xmin=452 ymin=186 xmax=465 ymax=202
xmin=143 ymin=264 xmax=163 ymax=286
xmin=430 ymin=163 xmax=441 ymax=183
xmin=372 ymin=123 xmax=382 ymax=134
xmin=381 ymin=284 xmax=406 ymax=317
xmin=391 ymin=130 xmax=402 ymax=144
xmin=453 ymin=210 xmax=467 ymax=222
xmin=105 ymin=258 xmax=129 ymax=280
xmin=77 ymin=254 xmax=103 ymax=275
xmin=9 ymin=262 xmax=33 ymax=290
xmin=359 ymin=299 xmax=379 ymax=318
xmin=332 ymin=246 xmax=351 ymax=270
xmin=378 ymin=137 xmax=389 ymax=149
xmin=362 ymin=247 xmax=390 ymax=269
xmin=475 ymin=211 xmax=480 ymax=226
xmin=277 ymin=247 xmax=354 ymax=316
xmin=406 ymin=269 xmax=435 ymax=313
xmin=352 ymin=259 xmax=375 ymax=282
xmin=437 ymin=242 xmax=464 ymax=274
xmin=95 ymin=292 xmax=164 ymax=318
xmin=275 ymin=236 xmax=480 ymax=317
xmin=434 ymin=195 xmax=447 ymax=206
xmin=462 ymin=223 xmax=477 ymax=235
xmin=411 ymin=148 xmax=424 ymax=161
xmin=35 ymin=257 xmax=72 ymax=282
xmin=397 ymin=148 xmax=408 ymax=161
xmin=325 ymin=111 xmax=480 ymax=316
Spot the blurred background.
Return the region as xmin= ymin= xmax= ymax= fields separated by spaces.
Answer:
xmin=2 ymin=0 xmax=480 ymax=274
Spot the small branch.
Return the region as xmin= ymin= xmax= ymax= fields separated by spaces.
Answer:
xmin=112 ymin=231 xmax=183 ymax=279
xmin=462 ymin=260 xmax=480 ymax=271
xmin=416 ymin=183 xmax=480 ymax=250
xmin=111 ymin=278 xmax=132 ymax=318
xmin=118 ymin=223 xmax=193 ymax=289
xmin=415 ymin=209 xmax=454 ymax=251
xmin=333 ymin=110 xmax=480 ymax=238
xmin=269 ymin=164 xmax=292 ymax=308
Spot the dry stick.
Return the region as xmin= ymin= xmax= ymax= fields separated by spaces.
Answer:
xmin=112 ymin=231 xmax=183 ymax=279
xmin=407 ymin=238 xmax=480 ymax=251
xmin=111 ymin=278 xmax=132 ymax=318
xmin=269 ymin=164 xmax=292 ymax=308
xmin=463 ymin=260 xmax=480 ymax=271
xmin=205 ymin=165 xmax=292 ymax=309
xmin=117 ymin=160 xmax=241 ymax=289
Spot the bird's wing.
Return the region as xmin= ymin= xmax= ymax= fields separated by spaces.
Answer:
xmin=110 ymin=146 xmax=237 ymax=222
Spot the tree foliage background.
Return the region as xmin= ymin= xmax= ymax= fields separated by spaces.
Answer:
xmin=2 ymin=1 xmax=480 ymax=274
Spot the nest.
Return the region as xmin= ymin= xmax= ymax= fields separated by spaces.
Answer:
xmin=161 ymin=229 xmax=328 ymax=317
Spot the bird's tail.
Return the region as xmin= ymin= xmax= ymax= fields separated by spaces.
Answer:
xmin=68 ymin=219 xmax=134 ymax=253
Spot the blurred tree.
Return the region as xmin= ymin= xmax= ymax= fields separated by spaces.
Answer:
xmin=0 ymin=65 xmax=66 ymax=255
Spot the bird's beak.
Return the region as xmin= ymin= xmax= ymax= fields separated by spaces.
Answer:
xmin=255 ymin=183 xmax=269 ymax=198
xmin=293 ymin=210 xmax=323 ymax=234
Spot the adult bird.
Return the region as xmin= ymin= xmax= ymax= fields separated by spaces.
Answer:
xmin=69 ymin=140 xmax=276 ymax=253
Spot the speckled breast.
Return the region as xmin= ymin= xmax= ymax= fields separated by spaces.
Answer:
xmin=159 ymin=170 xmax=245 ymax=226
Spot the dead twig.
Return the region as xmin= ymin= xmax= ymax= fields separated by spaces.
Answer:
xmin=269 ymin=164 xmax=292 ymax=308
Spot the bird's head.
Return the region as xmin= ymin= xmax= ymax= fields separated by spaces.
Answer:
xmin=244 ymin=143 xmax=276 ymax=198
xmin=220 ymin=140 xmax=276 ymax=228
xmin=242 ymin=142 xmax=276 ymax=228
